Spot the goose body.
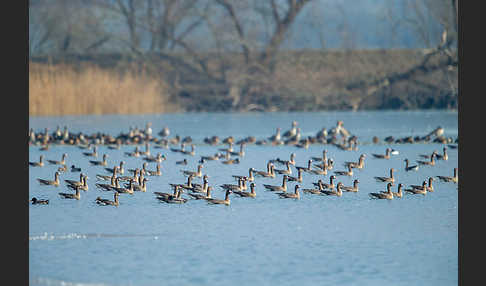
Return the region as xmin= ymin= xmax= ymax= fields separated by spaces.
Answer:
xmin=37 ymin=172 xmax=60 ymax=186
xmin=436 ymin=168 xmax=458 ymax=183
xmin=341 ymin=179 xmax=359 ymax=192
xmin=59 ymin=186 xmax=81 ymax=200
xmin=207 ymin=190 xmax=232 ymax=205
xmin=276 ymin=185 xmax=300 ymax=199
xmin=263 ymin=175 xmax=288 ymax=192
xmin=29 ymin=155 xmax=44 ymax=167
xmin=369 ymin=183 xmax=393 ymax=199
xmin=374 ymin=168 xmax=396 ymax=183
xmin=233 ymin=183 xmax=256 ymax=198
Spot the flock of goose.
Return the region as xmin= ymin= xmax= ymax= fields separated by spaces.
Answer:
xmin=29 ymin=120 xmax=458 ymax=206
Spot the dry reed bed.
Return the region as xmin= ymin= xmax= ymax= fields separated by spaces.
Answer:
xmin=29 ymin=62 xmax=178 ymax=116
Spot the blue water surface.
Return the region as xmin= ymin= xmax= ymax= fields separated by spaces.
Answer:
xmin=29 ymin=111 xmax=458 ymax=286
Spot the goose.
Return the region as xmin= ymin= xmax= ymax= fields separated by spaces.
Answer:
xmin=124 ymin=145 xmax=141 ymax=157
xmin=233 ymin=183 xmax=256 ymax=198
xmin=302 ymin=180 xmax=324 ymax=195
xmin=311 ymin=150 xmax=328 ymax=162
xmin=372 ymin=148 xmax=391 ymax=159
xmin=59 ymin=185 xmax=81 ymax=200
xmin=287 ymin=168 xmax=303 ymax=183
xmin=435 ymin=147 xmax=448 ymax=161
xmin=128 ymin=163 xmax=147 ymax=176
xmin=30 ymin=197 xmax=49 ymax=205
xmin=404 ymin=159 xmax=419 ymax=172
xmin=66 ymin=175 xmax=88 ymax=191
xmin=436 ymin=167 xmax=458 ymax=183
xmin=47 ymin=153 xmax=68 ymax=165
xmin=95 ymin=175 xmax=118 ymax=191
xmin=329 ymin=120 xmax=350 ymax=138
xmin=229 ymin=143 xmax=246 ymax=157
xmin=405 ymin=181 xmax=427 ymax=195
xmin=159 ymin=188 xmax=188 ymax=204
xmin=82 ymin=146 xmax=98 ymax=157
xmin=374 ymin=168 xmax=396 ymax=183
xmin=158 ymin=126 xmax=170 ymax=137
xmin=268 ymin=128 xmax=282 ymax=144
xmin=334 ymin=164 xmax=354 ymax=177
xmin=296 ymin=159 xmax=313 ymax=173
xmin=200 ymin=153 xmax=221 ymax=162
xmin=274 ymin=161 xmax=292 ymax=175
xmin=37 ymin=171 xmax=60 ymax=186
xmin=314 ymin=158 xmax=334 ymax=171
xmin=276 ymin=184 xmax=300 ymax=199
xmin=96 ymin=192 xmax=120 ymax=206
xmin=321 ymin=182 xmax=343 ymax=197
xmin=341 ymin=179 xmax=359 ymax=192
xmin=207 ymin=190 xmax=232 ymax=205
xmin=188 ymin=186 xmax=213 ymax=200
xmin=369 ymin=183 xmax=393 ymax=199
xmin=154 ymin=185 xmax=180 ymax=200
xmin=57 ymin=164 xmax=68 ymax=173
xmin=282 ymin=121 xmax=298 ymax=138
xmin=263 ymin=175 xmax=288 ymax=192
xmin=89 ymin=154 xmax=108 ymax=166
xmin=140 ymin=142 xmax=151 ymax=156
xmin=392 ymin=183 xmax=404 ymax=198
xmin=232 ymin=168 xmax=255 ymax=182
xmin=222 ymin=157 xmax=240 ymax=165
xmin=181 ymin=144 xmax=196 ymax=156
xmin=314 ymin=175 xmax=336 ymax=189
xmin=97 ymin=167 xmax=118 ymax=181
xmin=284 ymin=128 xmax=301 ymax=145
xmin=270 ymin=153 xmax=296 ymax=166
xmin=218 ymin=142 xmax=234 ymax=153
xmin=143 ymin=153 xmax=166 ymax=163
xmin=64 ymin=173 xmax=85 ymax=187
xmin=309 ymin=165 xmax=328 ymax=175
xmin=254 ymin=162 xmax=275 ymax=178
xmin=170 ymin=174 xmax=195 ymax=191
xmin=105 ymin=161 xmax=125 ymax=175
xmin=133 ymin=178 xmax=148 ymax=192
xmin=416 ymin=152 xmax=437 ymax=166
xmin=344 ymin=154 xmax=366 ymax=169
xmin=189 ymin=175 xmax=210 ymax=193
xmin=296 ymin=137 xmax=310 ymax=149
xmin=146 ymin=163 xmax=162 ymax=176
xmin=411 ymin=177 xmax=435 ymax=192
xmin=113 ymin=178 xmax=134 ymax=195
xmin=29 ymin=155 xmax=44 ymax=167
xmin=220 ymin=178 xmax=247 ymax=192
xmin=181 ymin=164 xmax=203 ymax=178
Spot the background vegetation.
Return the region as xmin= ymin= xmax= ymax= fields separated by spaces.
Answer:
xmin=29 ymin=0 xmax=458 ymax=115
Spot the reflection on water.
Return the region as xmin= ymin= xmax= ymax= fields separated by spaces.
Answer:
xmin=29 ymin=111 xmax=458 ymax=286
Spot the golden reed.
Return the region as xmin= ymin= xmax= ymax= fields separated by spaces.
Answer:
xmin=29 ymin=62 xmax=179 ymax=116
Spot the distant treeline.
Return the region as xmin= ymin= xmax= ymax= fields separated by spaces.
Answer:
xmin=29 ymin=48 xmax=457 ymax=116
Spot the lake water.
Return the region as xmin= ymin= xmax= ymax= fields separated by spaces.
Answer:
xmin=29 ymin=111 xmax=458 ymax=286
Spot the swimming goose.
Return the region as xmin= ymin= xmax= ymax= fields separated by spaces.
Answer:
xmin=67 ymin=174 xmax=88 ymax=191
xmin=416 ymin=152 xmax=437 ymax=166
xmin=232 ymin=168 xmax=255 ymax=182
xmin=176 ymin=158 xmax=188 ymax=165
xmin=372 ymin=148 xmax=391 ymax=159
xmin=158 ymin=126 xmax=170 ymax=137
xmin=59 ymin=185 xmax=81 ymax=200
xmin=207 ymin=189 xmax=232 ymax=205
xmin=334 ymin=165 xmax=354 ymax=177
xmin=200 ymin=153 xmax=221 ymax=162
xmin=296 ymin=159 xmax=313 ymax=173
xmin=329 ymin=120 xmax=350 ymax=138
xmin=344 ymin=154 xmax=366 ymax=169
xmin=39 ymin=144 xmax=50 ymax=151
xmin=287 ymin=168 xmax=303 ymax=183
xmin=275 ymin=161 xmax=292 ymax=175
xmin=411 ymin=177 xmax=435 ymax=192
xmin=222 ymin=157 xmax=240 ymax=165
xmin=107 ymin=139 xmax=122 ymax=150
xmin=82 ymin=146 xmax=98 ymax=157
xmin=284 ymin=128 xmax=301 ymax=145
xmin=146 ymin=163 xmax=162 ymax=176
xmin=233 ymin=183 xmax=256 ymax=198
xmin=436 ymin=167 xmax=458 ymax=183
xmin=311 ymin=150 xmax=328 ymax=162
xmin=263 ymin=175 xmax=288 ymax=192
xmin=341 ymin=179 xmax=359 ymax=192
xmin=37 ymin=171 xmax=61 ymax=186
xmin=171 ymin=174 xmax=195 ymax=191
xmin=105 ymin=161 xmax=125 ymax=175
xmin=181 ymin=144 xmax=196 ymax=156
xmin=133 ymin=178 xmax=148 ymax=192
xmin=418 ymin=150 xmax=438 ymax=159
xmin=190 ymin=175 xmax=210 ymax=192
xmin=154 ymin=185 xmax=180 ymax=200
xmin=188 ymin=185 xmax=212 ymax=200
xmin=392 ymin=183 xmax=404 ymax=198
xmin=97 ymin=166 xmax=118 ymax=181
xmin=47 ymin=153 xmax=68 ymax=165
xmin=374 ymin=168 xmax=396 ymax=183
xmin=29 ymin=155 xmax=44 ymax=167
xmin=296 ymin=137 xmax=310 ymax=149
xmin=302 ymin=180 xmax=324 ymax=195
xmin=181 ymin=164 xmax=203 ymax=178
xmin=269 ymin=127 xmax=282 ymax=144
xmin=313 ymin=175 xmax=336 ymax=189
xmin=124 ymin=145 xmax=141 ymax=157
xmin=254 ymin=162 xmax=275 ymax=178
xmin=64 ymin=173 xmax=85 ymax=187
xmin=282 ymin=121 xmax=298 ymax=138
xmin=405 ymin=181 xmax=427 ymax=195
xmin=218 ymin=142 xmax=234 ymax=153
xmin=95 ymin=174 xmax=118 ymax=191
xmin=369 ymin=183 xmax=393 ymax=199
xmin=140 ymin=142 xmax=151 ymax=156
xmin=321 ymin=182 xmax=343 ymax=197
xmin=435 ymin=147 xmax=448 ymax=161
xmin=427 ymin=126 xmax=444 ymax=138
xmin=128 ymin=163 xmax=147 ymax=176
xmin=90 ymin=154 xmax=108 ymax=166
xmin=270 ymin=153 xmax=296 ymax=166
xmin=314 ymin=158 xmax=334 ymax=171
xmin=404 ymin=159 xmax=419 ymax=172
xmin=168 ymin=135 xmax=181 ymax=146
xmin=143 ymin=153 xmax=166 ymax=163
xmin=30 ymin=197 xmax=49 ymax=205
xmin=96 ymin=192 xmax=120 ymax=206
xmin=276 ymin=184 xmax=300 ymax=199
xmin=204 ymin=135 xmax=220 ymax=146
xmin=230 ymin=143 xmax=246 ymax=157
xmin=220 ymin=178 xmax=247 ymax=192
xmin=71 ymin=165 xmax=82 ymax=172
xmin=160 ymin=188 xmax=188 ymax=204
xmin=113 ymin=178 xmax=134 ymax=195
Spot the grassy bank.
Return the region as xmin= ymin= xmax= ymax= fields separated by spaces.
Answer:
xmin=29 ymin=49 xmax=457 ymax=116
xmin=29 ymin=62 xmax=178 ymax=116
